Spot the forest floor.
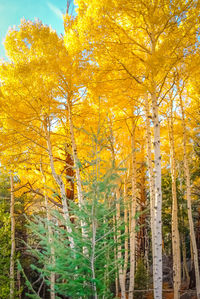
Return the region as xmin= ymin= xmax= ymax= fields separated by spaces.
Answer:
xmin=145 ymin=289 xmax=197 ymax=299
xmin=119 ymin=287 xmax=197 ymax=298
xmin=146 ymin=290 xmax=197 ymax=299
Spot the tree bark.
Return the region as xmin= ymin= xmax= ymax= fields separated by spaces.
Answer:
xmin=116 ymin=187 xmax=126 ymax=298
xmin=144 ymin=94 xmax=156 ymax=269
xmin=113 ymin=214 xmax=119 ymax=297
xmin=91 ymin=200 xmax=98 ymax=299
xmin=137 ymin=148 xmax=146 ymax=259
xmin=10 ymin=174 xmax=15 ymax=299
xmin=123 ymin=179 xmax=128 ymax=287
xmin=168 ymin=98 xmax=181 ymax=299
xmin=128 ymin=125 xmax=137 ymax=299
xmin=108 ymin=122 xmax=125 ymax=298
xmin=151 ymin=88 xmax=163 ymax=299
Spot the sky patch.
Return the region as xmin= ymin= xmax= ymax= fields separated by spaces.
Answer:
xmin=47 ymin=2 xmax=63 ymax=20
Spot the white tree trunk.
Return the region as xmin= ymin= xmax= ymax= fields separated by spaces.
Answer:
xmin=180 ymin=96 xmax=200 ymax=299
xmin=91 ymin=201 xmax=98 ymax=299
xmin=128 ymin=127 xmax=137 ymax=299
xmin=116 ymin=188 xmax=126 ymax=298
xmin=144 ymin=94 xmax=155 ymax=266
xmin=168 ymin=99 xmax=181 ymax=299
xmin=151 ymin=90 xmax=163 ymax=299
xmin=10 ymin=174 xmax=15 ymax=299
xmin=113 ymin=214 xmax=119 ymax=297
xmin=123 ymin=179 xmax=128 ymax=287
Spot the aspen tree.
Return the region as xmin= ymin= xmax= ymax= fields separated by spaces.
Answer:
xmin=137 ymin=140 xmax=147 ymax=259
xmin=144 ymin=94 xmax=155 ymax=283
xmin=1 ymin=19 xmax=91 ymax=251
xmin=123 ymin=178 xmax=129 ymax=289
xmin=129 ymin=122 xmax=137 ymax=299
xmin=10 ymin=175 xmax=15 ymax=299
xmin=1 ymin=2 xmax=200 ymax=297
xmin=116 ymin=187 xmax=126 ymax=299
xmin=167 ymin=96 xmax=181 ymax=299
xmin=108 ymin=120 xmax=126 ymax=297
xmin=72 ymin=3 xmax=200 ymax=296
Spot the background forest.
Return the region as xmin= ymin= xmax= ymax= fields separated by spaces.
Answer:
xmin=0 ymin=0 xmax=200 ymax=298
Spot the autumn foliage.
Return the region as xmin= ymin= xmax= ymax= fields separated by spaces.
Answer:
xmin=0 ymin=1 xmax=200 ymax=298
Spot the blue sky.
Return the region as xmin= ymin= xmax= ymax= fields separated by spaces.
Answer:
xmin=0 ymin=0 xmax=68 ymax=58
